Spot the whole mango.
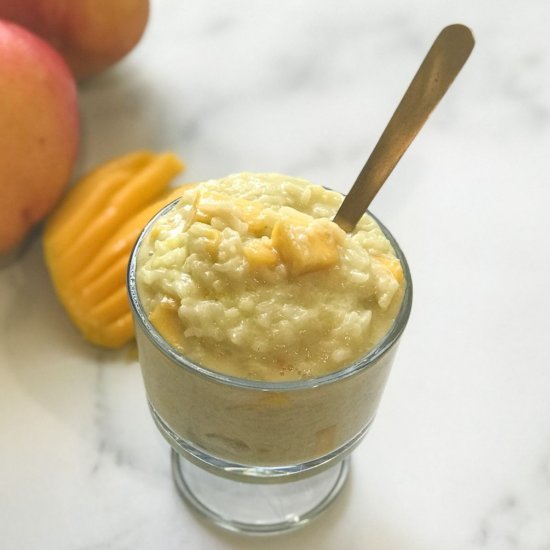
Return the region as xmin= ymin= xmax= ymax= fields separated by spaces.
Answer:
xmin=0 ymin=19 xmax=79 ymax=254
xmin=0 ymin=0 xmax=149 ymax=79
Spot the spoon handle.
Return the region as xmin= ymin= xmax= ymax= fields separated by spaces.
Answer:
xmin=333 ymin=24 xmax=475 ymax=232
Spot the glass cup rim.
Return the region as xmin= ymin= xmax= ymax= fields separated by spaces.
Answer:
xmin=127 ymin=197 xmax=413 ymax=391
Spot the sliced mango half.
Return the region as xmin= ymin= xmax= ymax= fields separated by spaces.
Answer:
xmin=43 ymin=150 xmax=189 ymax=348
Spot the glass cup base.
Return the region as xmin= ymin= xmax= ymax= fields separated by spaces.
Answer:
xmin=171 ymin=449 xmax=350 ymax=534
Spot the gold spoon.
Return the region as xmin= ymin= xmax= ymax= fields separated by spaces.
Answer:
xmin=333 ymin=24 xmax=475 ymax=232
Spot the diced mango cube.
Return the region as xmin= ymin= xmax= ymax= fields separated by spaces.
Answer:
xmin=371 ymin=252 xmax=404 ymax=283
xmin=148 ymin=298 xmax=184 ymax=349
xmin=195 ymin=191 xmax=270 ymax=235
xmin=258 ymin=392 xmax=290 ymax=408
xmin=272 ymin=218 xmax=340 ymax=276
xmin=243 ymin=238 xmax=280 ymax=269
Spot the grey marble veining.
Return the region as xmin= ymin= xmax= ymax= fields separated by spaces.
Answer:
xmin=473 ymin=445 xmax=550 ymax=549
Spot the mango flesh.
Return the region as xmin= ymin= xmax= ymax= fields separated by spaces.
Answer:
xmin=0 ymin=0 xmax=149 ymax=79
xmin=271 ymin=218 xmax=341 ymax=276
xmin=0 ymin=19 xmax=79 ymax=254
xmin=243 ymin=238 xmax=280 ymax=269
xmin=43 ymin=151 xmax=187 ymax=348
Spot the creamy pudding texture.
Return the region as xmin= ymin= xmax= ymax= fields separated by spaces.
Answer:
xmin=137 ymin=173 xmax=405 ymax=382
xmin=132 ymin=173 xmax=410 ymax=466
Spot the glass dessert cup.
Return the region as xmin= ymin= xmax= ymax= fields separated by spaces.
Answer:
xmin=128 ymin=202 xmax=412 ymax=534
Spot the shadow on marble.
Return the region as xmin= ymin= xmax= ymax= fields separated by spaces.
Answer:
xmin=76 ymin=62 xmax=188 ymax=176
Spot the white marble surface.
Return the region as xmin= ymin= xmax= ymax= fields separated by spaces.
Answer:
xmin=2 ymin=0 xmax=550 ymax=548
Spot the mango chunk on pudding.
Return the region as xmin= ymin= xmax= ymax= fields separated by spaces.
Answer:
xmin=271 ymin=217 xmax=341 ymax=276
xmin=136 ymin=173 xmax=405 ymax=381
xmin=242 ymin=238 xmax=279 ymax=269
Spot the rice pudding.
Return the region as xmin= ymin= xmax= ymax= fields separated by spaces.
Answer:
xmin=136 ymin=173 xmax=404 ymax=382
